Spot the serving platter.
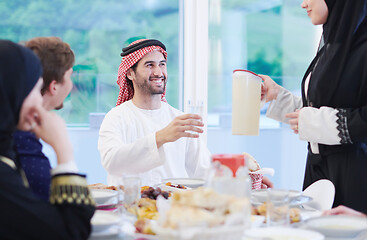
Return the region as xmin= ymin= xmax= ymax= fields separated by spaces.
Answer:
xmin=251 ymin=189 xmax=312 ymax=207
xmin=91 ymin=210 xmax=121 ymax=232
xmin=90 ymin=189 xmax=119 ymax=206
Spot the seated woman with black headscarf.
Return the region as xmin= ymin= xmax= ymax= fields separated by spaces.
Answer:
xmin=0 ymin=40 xmax=95 ymax=239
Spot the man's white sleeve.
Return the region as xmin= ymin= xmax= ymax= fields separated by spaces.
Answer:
xmin=184 ymin=137 xmax=211 ymax=178
xmin=266 ymin=87 xmax=303 ymax=124
xmin=98 ymin=113 xmax=164 ymax=176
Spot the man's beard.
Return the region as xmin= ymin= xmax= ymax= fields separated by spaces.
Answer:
xmin=54 ymin=103 xmax=64 ymax=110
xmin=137 ymin=76 xmax=166 ymax=95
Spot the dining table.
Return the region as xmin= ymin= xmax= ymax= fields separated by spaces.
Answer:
xmin=89 ymin=180 xmax=367 ymax=240
xmin=88 ymin=204 xmax=367 ymax=240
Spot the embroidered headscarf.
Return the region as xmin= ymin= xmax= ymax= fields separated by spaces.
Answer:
xmin=0 ymin=40 xmax=42 ymax=160
xmin=116 ymin=39 xmax=168 ymax=106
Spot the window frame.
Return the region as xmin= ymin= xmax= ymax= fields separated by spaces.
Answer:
xmin=183 ymin=0 xmax=209 ymax=142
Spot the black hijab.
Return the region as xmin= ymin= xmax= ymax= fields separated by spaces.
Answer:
xmin=0 ymin=40 xmax=42 ymax=160
xmin=303 ymin=0 xmax=367 ymax=108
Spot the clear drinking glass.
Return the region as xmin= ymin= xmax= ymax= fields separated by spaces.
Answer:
xmin=118 ymin=176 xmax=141 ymax=222
xmin=266 ymin=189 xmax=290 ymax=227
xmin=187 ymin=100 xmax=204 ymax=117
xmin=115 ymin=179 xmax=125 ymax=216
xmin=186 ymin=100 xmax=204 ymax=135
xmin=122 ymin=176 xmax=141 ymax=207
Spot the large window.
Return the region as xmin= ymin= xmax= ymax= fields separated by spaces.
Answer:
xmin=0 ymin=0 xmax=180 ymax=125
xmin=206 ymin=0 xmax=321 ymax=189
xmin=0 ymin=0 xmax=319 ymax=127
xmin=207 ymin=0 xmax=320 ymax=127
xmin=1 ymin=0 xmax=322 ymax=188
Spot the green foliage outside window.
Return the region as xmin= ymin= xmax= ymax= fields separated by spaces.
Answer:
xmin=0 ymin=0 xmax=179 ymax=125
xmin=1 ymin=0 xmax=318 ymax=125
xmin=208 ymin=0 xmax=317 ymax=114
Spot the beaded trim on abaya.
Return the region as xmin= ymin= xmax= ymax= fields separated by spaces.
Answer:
xmin=336 ymin=109 xmax=353 ymax=144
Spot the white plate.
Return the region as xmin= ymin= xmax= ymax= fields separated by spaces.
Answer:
xmin=91 ymin=210 xmax=121 ymax=232
xmin=289 ymin=195 xmax=313 ymax=206
xmin=91 ymin=189 xmax=118 ymax=206
xmin=251 ymin=189 xmax=311 ymax=206
xmin=134 ymin=233 xmax=159 ymax=240
xmin=244 ymin=227 xmax=324 ymax=240
xmin=302 ymin=180 xmax=335 ymax=211
xmin=162 ymin=178 xmax=205 ymax=188
xmin=90 ymin=225 xmax=120 ymax=239
xmin=252 ymin=189 xmax=301 ymax=201
xmin=153 ymin=224 xmax=247 ymax=240
xmin=305 ymin=215 xmax=367 ymax=238
xmin=299 ymin=206 xmax=322 ymax=221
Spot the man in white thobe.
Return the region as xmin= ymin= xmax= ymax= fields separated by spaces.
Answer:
xmin=98 ymin=39 xmax=210 ymax=186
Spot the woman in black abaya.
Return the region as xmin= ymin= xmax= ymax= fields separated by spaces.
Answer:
xmin=0 ymin=40 xmax=95 ymax=239
xmin=261 ymin=0 xmax=367 ymax=214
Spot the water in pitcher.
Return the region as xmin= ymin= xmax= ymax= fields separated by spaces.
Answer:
xmin=232 ymin=70 xmax=263 ymax=135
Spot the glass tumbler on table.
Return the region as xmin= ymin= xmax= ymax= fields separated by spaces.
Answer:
xmin=266 ymin=189 xmax=290 ymax=227
xmin=121 ymin=176 xmax=141 ymax=216
xmin=186 ymin=100 xmax=204 ymax=135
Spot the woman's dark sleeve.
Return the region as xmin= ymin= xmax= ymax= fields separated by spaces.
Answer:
xmin=335 ymin=40 xmax=367 ymax=144
xmin=0 ymin=161 xmax=95 ymax=240
xmin=338 ymin=107 xmax=367 ymax=143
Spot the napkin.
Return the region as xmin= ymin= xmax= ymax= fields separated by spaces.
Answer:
xmin=250 ymin=168 xmax=275 ymax=176
xmin=249 ymin=168 xmax=275 ymax=190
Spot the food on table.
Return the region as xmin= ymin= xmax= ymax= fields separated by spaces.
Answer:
xmin=88 ymin=183 xmax=108 ymax=189
xmin=243 ymin=152 xmax=260 ymax=172
xmin=164 ymin=205 xmax=221 ymax=229
xmin=165 ymin=181 xmax=187 ymax=189
xmin=134 ymin=218 xmax=155 ymax=235
xmin=88 ymin=183 xmax=124 ymax=190
xmin=88 ymin=184 xmax=170 ymax=200
xmin=133 ymin=187 xmax=252 ymax=236
xmin=105 ymin=185 xmax=123 ymax=190
xmin=136 ymin=198 xmax=159 ymax=220
xmin=162 ymin=187 xmax=250 ymax=229
xmin=252 ymin=201 xmax=267 ymax=216
xmin=243 ymin=153 xmax=265 ymax=189
xmin=252 ymin=202 xmax=301 ymax=223
xmin=129 ymin=186 xmax=171 ymax=235
xmin=128 ymin=197 xmax=159 ymax=235
xmin=289 ymin=208 xmax=301 ymax=223
xmin=141 ymin=186 xmax=170 ymax=200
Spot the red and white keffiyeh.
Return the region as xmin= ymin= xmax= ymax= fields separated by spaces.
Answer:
xmin=116 ymin=39 xmax=168 ymax=106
